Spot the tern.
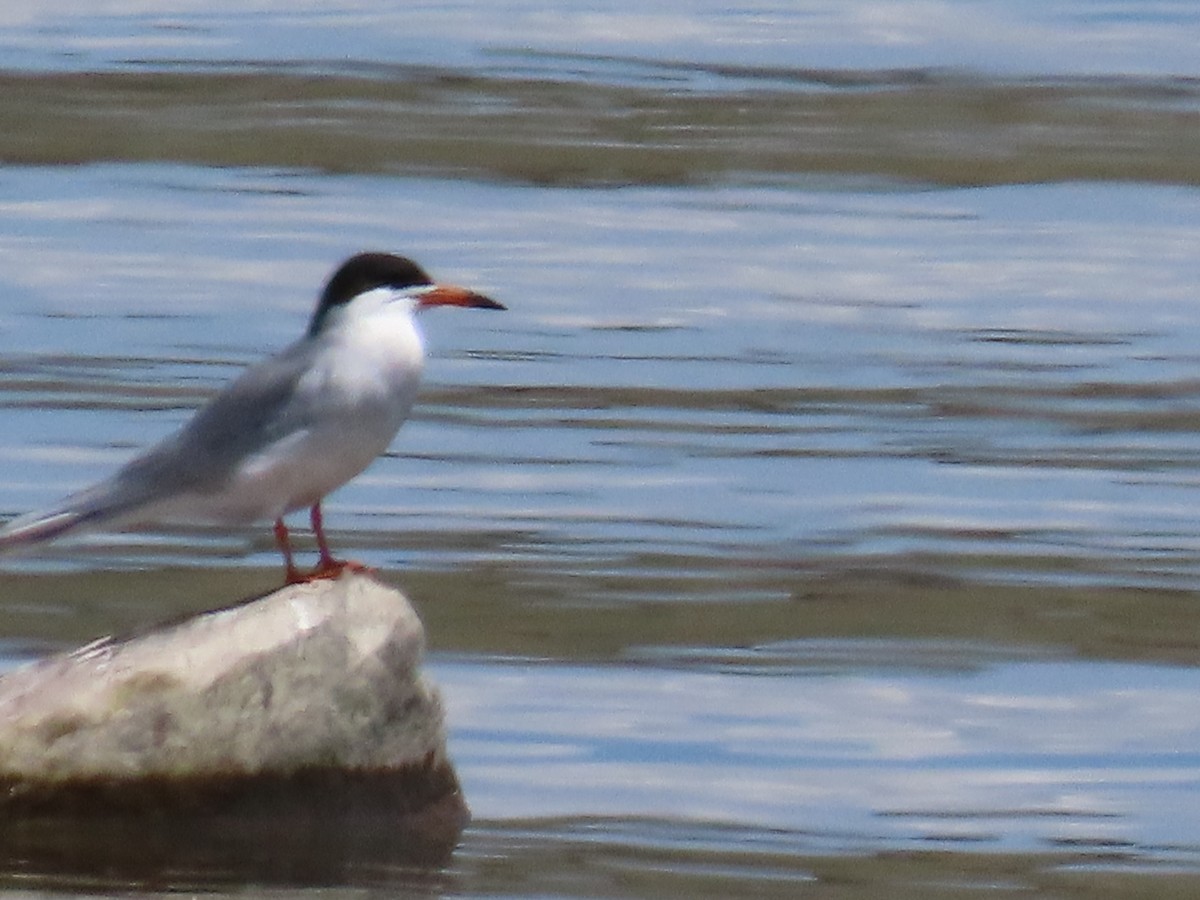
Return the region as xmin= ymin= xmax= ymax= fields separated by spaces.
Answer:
xmin=0 ymin=252 xmax=505 ymax=583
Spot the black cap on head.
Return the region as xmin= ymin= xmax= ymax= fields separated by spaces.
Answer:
xmin=307 ymin=252 xmax=434 ymax=336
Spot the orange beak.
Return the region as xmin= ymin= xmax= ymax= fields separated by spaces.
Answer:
xmin=416 ymin=283 xmax=506 ymax=311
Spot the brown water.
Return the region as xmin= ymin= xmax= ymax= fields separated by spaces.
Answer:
xmin=2 ymin=2 xmax=1200 ymax=896
xmin=3 ymin=66 xmax=1198 ymax=186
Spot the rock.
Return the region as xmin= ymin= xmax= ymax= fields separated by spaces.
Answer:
xmin=0 ymin=573 xmax=467 ymax=882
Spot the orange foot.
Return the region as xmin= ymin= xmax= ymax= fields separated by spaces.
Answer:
xmin=285 ymin=558 xmax=374 ymax=585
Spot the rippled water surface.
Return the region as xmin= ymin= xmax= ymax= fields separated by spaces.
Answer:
xmin=2 ymin=1 xmax=1200 ymax=897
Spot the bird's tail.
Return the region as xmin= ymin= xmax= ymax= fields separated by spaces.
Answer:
xmin=0 ymin=482 xmax=146 ymax=554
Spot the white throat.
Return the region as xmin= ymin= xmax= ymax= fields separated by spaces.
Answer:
xmin=307 ymin=286 xmax=426 ymax=402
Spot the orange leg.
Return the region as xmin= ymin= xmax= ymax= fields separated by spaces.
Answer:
xmin=273 ymin=505 xmax=372 ymax=584
xmin=300 ymin=502 xmax=371 ymax=582
xmin=274 ymin=518 xmax=304 ymax=585
xmin=311 ymin=502 xmax=339 ymax=572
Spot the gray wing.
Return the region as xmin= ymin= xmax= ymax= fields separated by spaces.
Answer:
xmin=0 ymin=338 xmax=318 ymax=551
xmin=146 ymin=338 xmax=321 ymax=488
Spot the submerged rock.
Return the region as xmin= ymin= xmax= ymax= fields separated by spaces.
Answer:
xmin=0 ymin=573 xmax=467 ymax=881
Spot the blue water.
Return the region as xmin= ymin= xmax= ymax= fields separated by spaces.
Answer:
xmin=1 ymin=0 xmax=1200 ymax=889
xmin=4 ymin=171 xmax=1200 ymax=587
xmin=6 ymin=0 xmax=1200 ymax=76
xmin=434 ymin=652 xmax=1200 ymax=860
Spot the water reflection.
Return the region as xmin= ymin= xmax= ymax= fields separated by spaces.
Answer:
xmin=3 ymin=172 xmax=1200 ymax=593
xmin=0 ymin=4 xmax=1199 ymax=887
xmin=434 ymin=654 xmax=1200 ymax=863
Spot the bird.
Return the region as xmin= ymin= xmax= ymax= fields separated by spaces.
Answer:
xmin=0 ymin=251 xmax=505 ymax=583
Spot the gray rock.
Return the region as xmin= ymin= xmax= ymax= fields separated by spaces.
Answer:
xmin=0 ymin=573 xmax=468 ymax=880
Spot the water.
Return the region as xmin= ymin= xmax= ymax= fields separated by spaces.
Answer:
xmin=1 ymin=2 xmax=1200 ymax=897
